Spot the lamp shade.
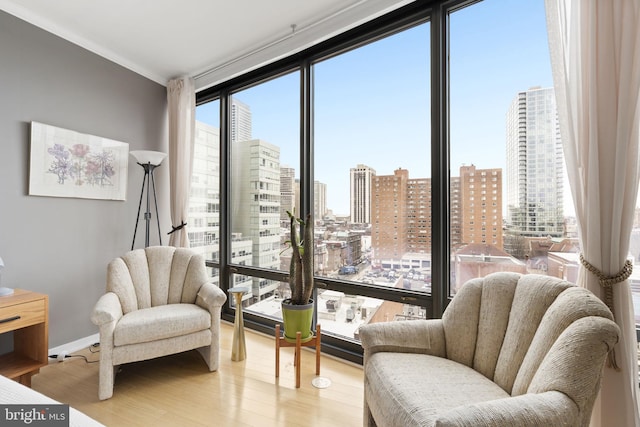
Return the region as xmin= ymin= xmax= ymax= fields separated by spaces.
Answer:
xmin=130 ymin=150 xmax=167 ymax=166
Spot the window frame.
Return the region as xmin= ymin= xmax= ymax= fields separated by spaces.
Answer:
xmin=196 ymin=0 xmax=479 ymax=364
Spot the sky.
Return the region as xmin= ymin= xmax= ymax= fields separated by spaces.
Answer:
xmin=196 ymin=0 xmax=565 ymax=216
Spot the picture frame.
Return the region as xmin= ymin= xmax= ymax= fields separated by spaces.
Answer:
xmin=29 ymin=121 xmax=129 ymax=201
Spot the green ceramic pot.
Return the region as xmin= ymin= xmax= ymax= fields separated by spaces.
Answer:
xmin=281 ymin=299 xmax=314 ymax=343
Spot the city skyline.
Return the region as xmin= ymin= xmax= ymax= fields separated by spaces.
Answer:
xmin=186 ymin=0 xmax=640 ymax=332
xmin=196 ymin=0 xmax=557 ymax=217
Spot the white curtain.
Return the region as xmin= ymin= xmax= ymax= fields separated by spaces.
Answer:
xmin=545 ymin=1 xmax=640 ymax=426
xmin=167 ymin=76 xmax=196 ymax=248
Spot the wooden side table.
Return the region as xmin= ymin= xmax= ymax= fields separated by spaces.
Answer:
xmin=0 ymin=289 xmax=49 ymax=387
xmin=275 ymin=323 xmax=321 ymax=388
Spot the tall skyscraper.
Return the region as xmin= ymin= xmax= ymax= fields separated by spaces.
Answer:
xmin=457 ymin=165 xmax=503 ymax=249
xmin=371 ymin=169 xmax=431 ymax=259
xmin=190 ymin=121 xmax=254 ymax=289
xmin=280 ymin=175 xmax=326 ymax=222
xmin=450 ymin=175 xmax=462 ymax=250
xmin=506 ymin=87 xmax=563 ymax=240
xmin=280 ymin=165 xmax=296 ymax=223
xmin=190 ymin=121 xmax=221 ymax=265
xmin=230 ymin=99 xmax=252 ymax=143
xmin=406 ymin=177 xmax=431 ymax=254
xmin=372 ymin=168 xmax=409 ymax=260
xmin=314 ymin=180 xmax=327 ymax=221
xmin=350 ymin=164 xmax=376 ymax=224
xmin=232 ymin=138 xmax=281 ymax=302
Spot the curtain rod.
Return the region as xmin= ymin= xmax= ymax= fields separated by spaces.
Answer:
xmin=193 ymin=0 xmax=369 ymax=81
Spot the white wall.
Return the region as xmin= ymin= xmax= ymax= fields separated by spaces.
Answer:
xmin=0 ymin=10 xmax=169 ymax=349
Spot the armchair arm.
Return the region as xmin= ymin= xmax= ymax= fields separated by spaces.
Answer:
xmin=90 ymin=292 xmax=123 ymax=326
xmin=359 ymin=319 xmax=446 ymax=357
xmin=434 ymin=391 xmax=579 ymax=427
xmin=196 ymin=282 xmax=227 ymax=310
xmin=195 ymin=282 xmax=227 ymax=372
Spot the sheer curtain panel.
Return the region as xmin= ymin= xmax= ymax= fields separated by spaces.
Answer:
xmin=167 ymin=76 xmax=196 ymax=248
xmin=545 ymin=1 xmax=640 ymax=426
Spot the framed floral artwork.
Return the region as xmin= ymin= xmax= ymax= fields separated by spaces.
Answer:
xmin=29 ymin=122 xmax=129 ymax=200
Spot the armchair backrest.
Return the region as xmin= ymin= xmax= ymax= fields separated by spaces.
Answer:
xmin=107 ymin=246 xmax=208 ymax=314
xmin=442 ymin=272 xmax=618 ymax=409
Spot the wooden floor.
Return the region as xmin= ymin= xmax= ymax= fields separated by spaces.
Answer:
xmin=32 ymin=322 xmax=364 ymax=427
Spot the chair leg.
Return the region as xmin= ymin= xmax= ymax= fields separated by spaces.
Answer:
xmin=98 ymin=363 xmax=115 ymax=401
xmin=197 ymin=344 xmax=219 ymax=372
xmin=363 ymin=383 xmax=378 ymax=427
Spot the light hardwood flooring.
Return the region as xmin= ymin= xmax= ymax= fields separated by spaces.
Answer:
xmin=31 ymin=321 xmax=364 ymax=427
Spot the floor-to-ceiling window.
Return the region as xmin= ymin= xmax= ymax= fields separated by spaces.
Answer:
xmin=313 ymin=22 xmax=430 ymax=342
xmin=448 ymin=0 xmax=562 ymax=298
xmin=229 ymin=72 xmax=301 ymax=314
xmin=193 ymin=0 xmax=588 ymax=363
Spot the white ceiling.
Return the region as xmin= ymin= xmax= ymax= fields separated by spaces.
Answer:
xmin=0 ymin=0 xmax=410 ymax=90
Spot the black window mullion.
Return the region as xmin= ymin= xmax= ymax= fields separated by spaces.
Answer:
xmin=301 ymin=60 xmax=317 ymax=318
xmin=219 ymin=90 xmax=234 ymax=317
xmin=301 ymin=61 xmax=313 ymax=220
xmin=430 ymin=3 xmax=448 ymax=318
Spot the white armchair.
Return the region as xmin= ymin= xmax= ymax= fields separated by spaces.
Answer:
xmin=360 ymin=272 xmax=620 ymax=427
xmin=91 ymin=246 xmax=227 ymax=400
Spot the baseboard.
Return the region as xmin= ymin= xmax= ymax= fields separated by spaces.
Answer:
xmin=48 ymin=333 xmax=99 ymax=362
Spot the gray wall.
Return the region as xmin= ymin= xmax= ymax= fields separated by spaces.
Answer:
xmin=0 ymin=10 xmax=170 ymax=348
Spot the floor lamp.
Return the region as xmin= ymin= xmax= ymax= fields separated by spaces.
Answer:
xmin=130 ymin=150 xmax=167 ymax=250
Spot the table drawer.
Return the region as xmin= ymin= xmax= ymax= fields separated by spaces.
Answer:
xmin=0 ymin=300 xmax=45 ymax=334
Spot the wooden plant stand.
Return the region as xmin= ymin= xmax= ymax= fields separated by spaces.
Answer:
xmin=275 ymin=323 xmax=321 ymax=388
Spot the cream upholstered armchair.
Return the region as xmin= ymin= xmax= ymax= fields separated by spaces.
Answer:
xmin=360 ymin=272 xmax=620 ymax=427
xmin=91 ymin=246 xmax=227 ymax=400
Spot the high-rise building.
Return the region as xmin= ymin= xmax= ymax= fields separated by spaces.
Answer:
xmin=506 ymin=87 xmax=564 ymax=240
xmin=406 ymin=178 xmax=431 ymax=254
xmin=457 ymin=165 xmax=503 ymax=249
xmin=294 ymin=179 xmax=300 ymax=219
xmin=314 ymin=180 xmax=327 ymax=221
xmin=230 ymin=99 xmax=252 ymax=143
xmin=190 ymin=121 xmax=253 ymax=290
xmin=189 ymin=121 xmax=221 ymax=269
xmin=371 ymin=165 xmax=503 ymax=263
xmin=350 ymin=164 xmax=376 ymax=224
xmin=450 ymin=176 xmax=462 ymax=250
xmin=232 ymin=138 xmax=281 ymax=302
xmin=280 ymin=165 xmax=296 ymax=223
xmin=282 ymin=176 xmax=326 ymax=222
xmin=371 ymin=169 xmax=431 ymax=260
xmin=372 ymin=168 xmax=408 ymax=260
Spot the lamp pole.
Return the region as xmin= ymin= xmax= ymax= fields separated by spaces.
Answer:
xmin=130 ymin=151 xmax=166 ymax=250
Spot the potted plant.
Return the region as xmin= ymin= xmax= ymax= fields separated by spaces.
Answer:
xmin=281 ymin=210 xmax=314 ymax=343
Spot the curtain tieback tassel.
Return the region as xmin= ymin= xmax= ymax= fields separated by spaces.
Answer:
xmin=168 ymin=221 xmax=187 ymax=235
xmin=579 ymin=253 xmax=632 ymax=371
